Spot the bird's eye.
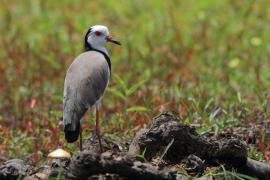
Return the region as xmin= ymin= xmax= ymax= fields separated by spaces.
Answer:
xmin=95 ymin=31 xmax=102 ymax=36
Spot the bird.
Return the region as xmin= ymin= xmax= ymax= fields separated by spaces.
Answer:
xmin=63 ymin=25 xmax=121 ymax=152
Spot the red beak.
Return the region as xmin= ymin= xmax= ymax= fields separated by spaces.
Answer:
xmin=106 ymin=35 xmax=121 ymax=45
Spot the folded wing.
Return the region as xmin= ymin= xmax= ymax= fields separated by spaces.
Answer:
xmin=63 ymin=51 xmax=110 ymax=142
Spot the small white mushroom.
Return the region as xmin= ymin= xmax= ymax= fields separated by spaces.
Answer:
xmin=47 ymin=149 xmax=71 ymax=159
xmin=35 ymin=172 xmax=48 ymax=179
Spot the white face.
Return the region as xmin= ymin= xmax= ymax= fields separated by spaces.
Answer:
xmin=87 ymin=25 xmax=110 ymax=48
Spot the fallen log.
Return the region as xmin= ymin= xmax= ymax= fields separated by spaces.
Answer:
xmin=239 ymin=158 xmax=270 ymax=180
xmin=64 ymin=151 xmax=176 ymax=180
xmin=0 ymin=159 xmax=35 ymax=180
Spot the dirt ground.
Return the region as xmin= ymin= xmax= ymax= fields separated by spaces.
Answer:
xmin=1 ymin=112 xmax=270 ymax=180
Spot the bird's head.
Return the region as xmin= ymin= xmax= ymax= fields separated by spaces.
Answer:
xmin=84 ymin=25 xmax=121 ymax=52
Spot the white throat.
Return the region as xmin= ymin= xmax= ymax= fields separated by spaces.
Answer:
xmin=94 ymin=46 xmax=108 ymax=56
xmin=87 ymin=36 xmax=109 ymax=56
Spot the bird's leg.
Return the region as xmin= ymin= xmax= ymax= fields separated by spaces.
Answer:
xmin=79 ymin=124 xmax=83 ymax=151
xmin=96 ymin=109 xmax=103 ymax=152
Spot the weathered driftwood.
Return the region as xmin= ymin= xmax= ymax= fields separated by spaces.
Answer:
xmin=1 ymin=112 xmax=270 ymax=180
xmin=64 ymin=150 xmax=176 ymax=180
xmin=239 ymin=158 xmax=270 ymax=180
xmin=0 ymin=159 xmax=35 ymax=180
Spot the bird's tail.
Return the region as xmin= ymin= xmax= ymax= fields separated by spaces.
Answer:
xmin=64 ymin=125 xmax=80 ymax=143
xmin=63 ymin=99 xmax=86 ymax=143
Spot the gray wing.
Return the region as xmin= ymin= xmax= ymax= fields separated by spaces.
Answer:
xmin=63 ymin=51 xmax=110 ymax=133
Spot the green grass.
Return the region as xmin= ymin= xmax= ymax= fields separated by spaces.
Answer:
xmin=0 ymin=0 xmax=270 ymax=177
xmin=212 ymin=165 xmax=257 ymax=180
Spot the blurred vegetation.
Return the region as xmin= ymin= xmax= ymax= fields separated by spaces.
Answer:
xmin=0 ymin=0 xmax=270 ymax=175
